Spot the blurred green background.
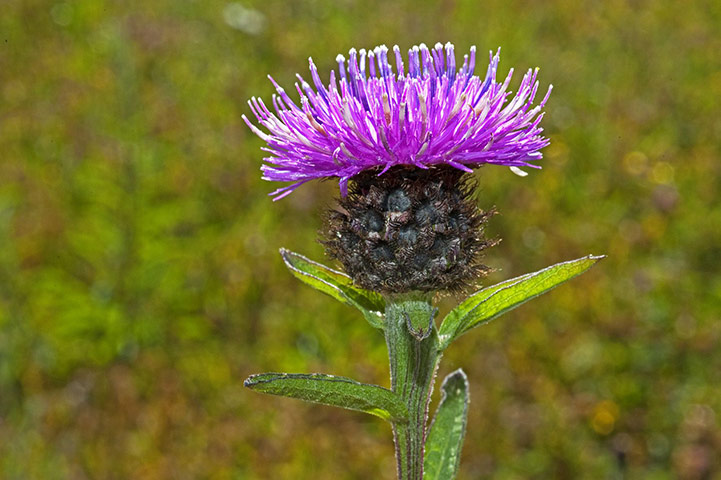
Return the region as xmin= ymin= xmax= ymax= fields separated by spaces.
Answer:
xmin=1 ymin=0 xmax=720 ymax=478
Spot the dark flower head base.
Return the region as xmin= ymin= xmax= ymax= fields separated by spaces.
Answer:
xmin=322 ymin=166 xmax=497 ymax=293
xmin=243 ymin=42 xmax=552 ymax=200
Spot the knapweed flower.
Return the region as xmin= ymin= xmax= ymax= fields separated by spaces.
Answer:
xmin=244 ymin=42 xmax=551 ymax=293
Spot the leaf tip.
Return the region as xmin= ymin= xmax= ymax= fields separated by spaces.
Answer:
xmin=244 ymin=372 xmax=277 ymax=389
xmin=279 ymin=247 xmax=292 ymax=262
xmin=586 ymin=254 xmax=607 ymax=267
xmin=442 ymin=368 xmax=469 ymax=392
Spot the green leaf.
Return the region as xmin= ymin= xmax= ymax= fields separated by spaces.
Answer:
xmin=424 ymin=369 xmax=469 ymax=480
xmin=438 ymin=255 xmax=604 ymax=349
xmin=244 ymin=372 xmax=408 ymax=423
xmin=280 ymin=249 xmax=385 ymax=329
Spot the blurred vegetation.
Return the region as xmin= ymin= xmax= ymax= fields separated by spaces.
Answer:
xmin=1 ymin=0 xmax=720 ymax=478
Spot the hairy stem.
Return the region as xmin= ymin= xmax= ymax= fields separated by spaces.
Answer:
xmin=385 ymin=295 xmax=441 ymax=480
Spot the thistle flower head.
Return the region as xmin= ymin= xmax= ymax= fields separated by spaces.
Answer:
xmin=243 ymin=42 xmax=552 ymax=199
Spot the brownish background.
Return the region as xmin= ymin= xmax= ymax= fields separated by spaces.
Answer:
xmin=1 ymin=0 xmax=720 ymax=478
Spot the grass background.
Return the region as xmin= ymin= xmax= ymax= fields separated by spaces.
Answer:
xmin=1 ymin=0 xmax=720 ymax=478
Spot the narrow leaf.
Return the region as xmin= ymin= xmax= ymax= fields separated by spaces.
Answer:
xmin=244 ymin=372 xmax=408 ymax=423
xmin=280 ymin=249 xmax=385 ymax=329
xmin=439 ymin=255 xmax=604 ymax=349
xmin=424 ymin=369 xmax=469 ymax=480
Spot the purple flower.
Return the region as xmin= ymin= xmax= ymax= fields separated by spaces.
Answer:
xmin=243 ymin=42 xmax=552 ymax=200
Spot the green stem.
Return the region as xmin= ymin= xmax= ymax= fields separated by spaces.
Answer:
xmin=385 ymin=294 xmax=442 ymax=480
